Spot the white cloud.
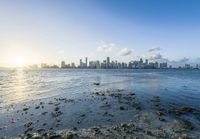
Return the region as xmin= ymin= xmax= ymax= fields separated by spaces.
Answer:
xmin=179 ymin=57 xmax=189 ymax=63
xmin=96 ymin=42 xmax=133 ymax=57
xmin=118 ymin=48 xmax=132 ymax=56
xmin=148 ymin=47 xmax=161 ymax=52
xmin=97 ymin=42 xmax=116 ymax=53
xmin=149 ymin=53 xmax=162 ymax=60
xmin=139 ymin=48 xmax=169 ymax=63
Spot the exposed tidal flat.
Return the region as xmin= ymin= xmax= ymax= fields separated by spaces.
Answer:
xmin=0 ymin=69 xmax=200 ymax=138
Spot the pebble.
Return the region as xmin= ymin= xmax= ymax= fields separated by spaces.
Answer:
xmin=120 ymin=106 xmax=125 ymax=110
xmin=54 ymin=107 xmax=60 ymax=111
xmin=23 ymin=107 xmax=29 ymax=111
xmin=93 ymin=83 xmax=100 ymax=86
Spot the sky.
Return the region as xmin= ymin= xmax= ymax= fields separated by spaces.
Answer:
xmin=0 ymin=0 xmax=200 ymax=67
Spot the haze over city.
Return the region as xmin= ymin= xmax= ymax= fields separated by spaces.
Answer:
xmin=0 ymin=0 xmax=200 ymax=68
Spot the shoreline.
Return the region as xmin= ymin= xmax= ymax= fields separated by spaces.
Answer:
xmin=1 ymin=88 xmax=200 ymax=138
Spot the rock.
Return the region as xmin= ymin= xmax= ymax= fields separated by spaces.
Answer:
xmin=23 ymin=107 xmax=29 ymax=111
xmin=93 ymin=83 xmax=100 ymax=86
xmin=158 ymin=117 xmax=165 ymax=121
xmin=49 ymin=101 xmax=54 ymax=105
xmin=135 ymin=106 xmax=141 ymax=110
xmin=179 ymin=120 xmax=194 ymax=130
xmin=120 ymin=106 xmax=125 ymax=110
xmin=54 ymin=107 xmax=60 ymax=112
xmin=80 ymin=114 xmax=85 ymax=117
xmin=154 ymin=103 xmax=160 ymax=107
xmin=54 ymin=102 xmax=61 ymax=106
xmin=77 ymin=121 xmax=81 ymax=124
xmin=43 ymin=123 xmax=47 ymax=126
xmin=24 ymin=121 xmax=33 ymax=127
xmin=156 ymin=111 xmax=164 ymax=116
xmin=130 ymin=93 xmax=136 ymax=96
xmin=170 ymin=119 xmax=194 ymax=132
xmin=37 ymin=128 xmax=45 ymax=133
xmin=35 ymin=106 xmax=40 ymax=109
xmin=29 ymin=133 xmax=41 ymax=139
xmin=73 ymin=127 xmax=77 ymax=130
xmin=101 ymin=102 xmax=111 ymax=108
xmin=180 ymin=107 xmax=193 ymax=113
xmin=175 ymin=111 xmax=182 ymax=116
xmin=179 ymin=134 xmax=190 ymax=139
xmin=41 ymin=112 xmax=48 ymax=115
xmin=24 ymin=127 xmax=33 ymax=134
xmin=121 ymin=123 xmax=127 ymax=128
xmin=49 ymin=134 xmax=63 ymax=139
xmin=145 ymin=129 xmax=153 ymax=136
xmin=64 ymin=131 xmax=78 ymax=139
xmin=117 ymin=89 xmax=124 ymax=92
xmin=51 ymin=111 xmax=63 ymax=117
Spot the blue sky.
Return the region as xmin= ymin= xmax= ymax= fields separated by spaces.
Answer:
xmin=0 ymin=0 xmax=200 ymax=67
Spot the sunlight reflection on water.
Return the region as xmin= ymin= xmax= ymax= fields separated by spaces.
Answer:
xmin=10 ymin=69 xmax=29 ymax=103
xmin=0 ymin=69 xmax=200 ymax=107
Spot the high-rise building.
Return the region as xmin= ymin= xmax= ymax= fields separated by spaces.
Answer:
xmin=196 ymin=64 xmax=199 ymax=69
xmin=80 ymin=59 xmax=83 ymax=68
xmin=71 ymin=63 xmax=76 ymax=68
xmin=140 ymin=58 xmax=143 ymax=64
xmin=160 ymin=62 xmax=168 ymax=69
xmin=185 ymin=64 xmax=191 ymax=69
xmin=85 ymin=57 xmax=88 ymax=68
xmin=107 ymin=57 xmax=110 ymax=68
xmin=61 ymin=61 xmax=65 ymax=68
xmin=41 ymin=63 xmax=49 ymax=68
xmin=154 ymin=62 xmax=159 ymax=69
xmin=145 ymin=59 xmax=148 ymax=65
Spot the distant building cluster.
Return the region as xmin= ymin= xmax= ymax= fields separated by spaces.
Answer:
xmin=60 ymin=57 xmax=168 ymax=69
xmin=40 ymin=63 xmax=59 ymax=69
xmin=27 ymin=57 xmax=200 ymax=70
xmin=184 ymin=64 xmax=199 ymax=69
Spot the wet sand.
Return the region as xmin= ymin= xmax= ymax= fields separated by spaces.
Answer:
xmin=0 ymin=84 xmax=200 ymax=139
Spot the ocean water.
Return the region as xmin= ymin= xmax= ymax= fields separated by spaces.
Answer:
xmin=1 ymin=69 xmax=200 ymax=107
xmin=0 ymin=69 xmax=200 ymax=137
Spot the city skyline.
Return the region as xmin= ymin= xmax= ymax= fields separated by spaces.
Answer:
xmin=25 ymin=56 xmax=199 ymax=70
xmin=0 ymin=54 xmax=200 ymax=69
xmin=1 ymin=0 xmax=200 ymax=67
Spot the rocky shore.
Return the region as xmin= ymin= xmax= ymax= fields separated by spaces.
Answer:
xmin=17 ymin=119 xmax=199 ymax=139
xmin=0 ymin=83 xmax=200 ymax=139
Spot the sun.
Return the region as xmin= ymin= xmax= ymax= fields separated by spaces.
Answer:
xmin=2 ymin=45 xmax=41 ymax=68
xmin=12 ymin=56 xmax=26 ymax=67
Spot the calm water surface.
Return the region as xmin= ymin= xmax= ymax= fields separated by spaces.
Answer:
xmin=0 ymin=69 xmax=200 ymax=137
xmin=0 ymin=69 xmax=200 ymax=107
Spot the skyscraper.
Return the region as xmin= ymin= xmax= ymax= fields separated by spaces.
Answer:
xmin=107 ymin=57 xmax=110 ymax=68
xmin=61 ymin=61 xmax=65 ymax=68
xmin=145 ymin=59 xmax=148 ymax=65
xmin=85 ymin=57 xmax=88 ymax=68
xmin=160 ymin=62 xmax=168 ymax=69
xmin=140 ymin=58 xmax=143 ymax=64
xmin=80 ymin=59 xmax=82 ymax=68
